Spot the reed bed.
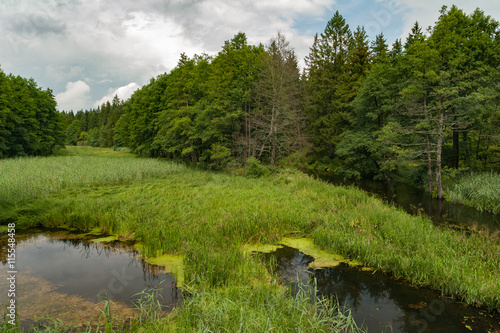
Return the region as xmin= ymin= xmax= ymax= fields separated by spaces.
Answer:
xmin=0 ymin=149 xmax=185 ymax=206
xmin=449 ymin=172 xmax=500 ymax=214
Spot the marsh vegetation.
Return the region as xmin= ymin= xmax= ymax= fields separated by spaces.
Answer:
xmin=1 ymin=147 xmax=499 ymax=332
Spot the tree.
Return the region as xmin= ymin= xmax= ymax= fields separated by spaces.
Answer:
xmin=391 ymin=6 xmax=500 ymax=198
xmin=251 ymin=32 xmax=304 ymax=165
xmin=201 ymin=33 xmax=263 ymax=165
xmin=305 ymin=11 xmax=352 ymax=158
xmin=371 ymin=33 xmax=388 ymax=63
xmin=0 ymin=67 xmax=65 ymax=158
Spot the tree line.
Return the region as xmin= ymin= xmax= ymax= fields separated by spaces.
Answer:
xmin=0 ymin=67 xmax=65 ymax=158
xmin=65 ymin=6 xmax=500 ymax=198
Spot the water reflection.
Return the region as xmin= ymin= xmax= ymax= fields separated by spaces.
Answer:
xmin=0 ymin=230 xmax=182 ymax=326
xmin=320 ymin=174 xmax=500 ymax=233
xmin=266 ymin=246 xmax=500 ymax=333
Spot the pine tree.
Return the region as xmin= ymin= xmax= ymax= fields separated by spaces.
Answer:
xmin=305 ymin=11 xmax=352 ymax=158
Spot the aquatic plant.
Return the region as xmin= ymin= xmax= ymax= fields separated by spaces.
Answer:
xmin=449 ymin=171 xmax=500 ymax=214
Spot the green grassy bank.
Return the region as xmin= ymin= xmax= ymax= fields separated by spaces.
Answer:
xmin=1 ymin=147 xmax=499 ymax=331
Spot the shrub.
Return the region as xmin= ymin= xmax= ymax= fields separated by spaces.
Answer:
xmin=244 ymin=157 xmax=271 ymax=178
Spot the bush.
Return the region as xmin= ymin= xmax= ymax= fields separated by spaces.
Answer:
xmin=244 ymin=157 xmax=271 ymax=178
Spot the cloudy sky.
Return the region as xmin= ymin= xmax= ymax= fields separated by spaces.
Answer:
xmin=1 ymin=0 xmax=499 ymax=112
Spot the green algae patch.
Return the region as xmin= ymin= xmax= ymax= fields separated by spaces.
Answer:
xmin=91 ymin=235 xmax=118 ymax=243
xmin=361 ymin=266 xmax=376 ymax=272
xmin=147 ymin=254 xmax=184 ymax=287
xmin=82 ymin=227 xmax=106 ymax=236
xmin=280 ymin=238 xmax=363 ymax=269
xmin=243 ymin=243 xmax=283 ymax=255
xmin=134 ymin=243 xmax=184 ymax=288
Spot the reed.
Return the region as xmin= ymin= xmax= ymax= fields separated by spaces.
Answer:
xmin=449 ymin=171 xmax=500 ymax=214
xmin=0 ymin=147 xmax=185 ymax=207
xmin=173 ymin=283 xmax=361 ymax=332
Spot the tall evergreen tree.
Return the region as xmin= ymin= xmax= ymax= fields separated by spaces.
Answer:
xmin=305 ymin=11 xmax=352 ymax=158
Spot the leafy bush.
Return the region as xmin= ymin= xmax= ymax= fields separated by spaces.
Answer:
xmin=244 ymin=157 xmax=271 ymax=178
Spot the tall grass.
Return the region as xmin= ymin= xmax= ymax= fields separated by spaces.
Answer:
xmin=173 ymin=284 xmax=361 ymax=332
xmin=449 ymin=172 xmax=500 ymax=214
xmin=0 ymin=147 xmax=185 ymax=206
xmin=12 ymin=165 xmax=500 ymax=312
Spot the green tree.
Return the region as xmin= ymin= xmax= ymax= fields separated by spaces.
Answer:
xmin=0 ymin=68 xmax=65 ymax=157
xmin=251 ymin=32 xmax=304 ymax=165
xmin=305 ymin=11 xmax=352 ymax=158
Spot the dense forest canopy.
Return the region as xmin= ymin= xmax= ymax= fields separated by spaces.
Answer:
xmin=0 ymin=67 xmax=65 ymax=158
xmin=5 ymin=5 xmax=499 ymax=199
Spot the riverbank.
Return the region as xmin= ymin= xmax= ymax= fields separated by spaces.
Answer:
xmin=1 ymin=147 xmax=499 ymax=331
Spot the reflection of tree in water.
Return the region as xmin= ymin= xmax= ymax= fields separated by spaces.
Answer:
xmin=269 ymin=246 xmax=500 ymax=333
xmin=137 ymin=260 xmax=182 ymax=310
xmin=315 ymin=265 xmax=389 ymax=310
xmin=1 ymin=230 xmax=183 ymax=311
xmin=263 ymin=247 xmax=314 ymax=297
xmin=321 ymin=174 xmax=500 ymax=234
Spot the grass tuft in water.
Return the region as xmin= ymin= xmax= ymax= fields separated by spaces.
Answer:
xmin=449 ymin=172 xmax=500 ymax=214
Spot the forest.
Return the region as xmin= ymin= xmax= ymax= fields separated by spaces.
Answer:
xmin=0 ymin=68 xmax=65 ymax=158
xmin=3 ymin=5 xmax=500 ymax=200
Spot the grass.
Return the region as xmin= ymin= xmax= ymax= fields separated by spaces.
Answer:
xmin=1 ymin=146 xmax=499 ymax=331
xmin=0 ymin=146 xmax=185 ymax=212
xmin=172 ymin=284 xmax=359 ymax=332
xmin=449 ymin=172 xmax=500 ymax=214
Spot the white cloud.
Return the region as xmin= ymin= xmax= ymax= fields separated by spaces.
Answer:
xmin=55 ymin=80 xmax=91 ymax=111
xmin=396 ymin=0 xmax=500 ymax=41
xmin=94 ymin=82 xmax=140 ymax=107
xmin=2 ymin=0 xmax=500 ymax=111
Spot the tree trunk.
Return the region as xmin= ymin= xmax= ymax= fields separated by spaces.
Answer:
xmin=295 ymin=114 xmax=302 ymax=149
xmin=436 ymin=95 xmax=445 ymax=200
xmin=426 ymin=134 xmax=434 ymax=198
xmin=424 ymin=95 xmax=433 ymax=198
xmin=483 ymin=137 xmax=492 ymax=169
xmin=474 ymin=130 xmax=482 ymax=171
xmin=453 ymin=130 xmax=459 ymax=168
xmin=463 ymin=131 xmax=471 ymax=169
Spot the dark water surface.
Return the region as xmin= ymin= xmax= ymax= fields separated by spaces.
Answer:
xmin=321 ymin=174 xmax=500 ymax=233
xmin=264 ymin=246 xmax=500 ymax=333
xmin=0 ymin=230 xmax=181 ymax=326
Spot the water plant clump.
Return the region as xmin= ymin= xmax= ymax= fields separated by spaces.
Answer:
xmin=448 ymin=171 xmax=500 ymax=214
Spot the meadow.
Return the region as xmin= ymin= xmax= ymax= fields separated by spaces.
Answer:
xmin=1 ymin=146 xmax=499 ymax=331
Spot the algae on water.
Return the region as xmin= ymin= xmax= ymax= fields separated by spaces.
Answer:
xmin=281 ymin=238 xmax=363 ymax=269
xmin=134 ymin=243 xmax=184 ymax=287
xmin=243 ymin=243 xmax=283 ymax=255
xmin=246 ymin=237 xmax=363 ymax=269
xmin=91 ymin=235 xmax=118 ymax=243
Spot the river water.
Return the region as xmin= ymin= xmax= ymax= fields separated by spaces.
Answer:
xmin=320 ymin=174 xmax=500 ymax=233
xmin=0 ymin=229 xmax=181 ymax=329
xmin=262 ymin=245 xmax=500 ymax=333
